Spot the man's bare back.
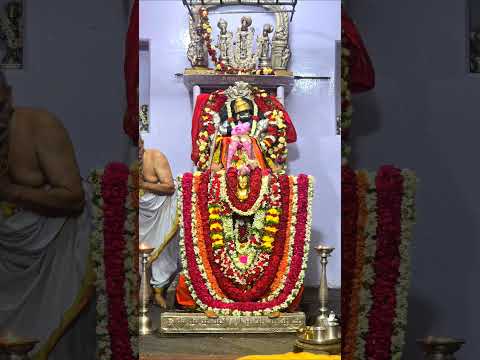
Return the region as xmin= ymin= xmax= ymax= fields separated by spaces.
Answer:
xmin=139 ymin=140 xmax=175 ymax=308
xmin=139 ymin=138 xmax=175 ymax=195
xmin=0 ymin=107 xmax=85 ymax=216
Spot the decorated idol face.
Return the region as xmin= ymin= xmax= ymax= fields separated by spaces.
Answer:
xmin=218 ymin=19 xmax=227 ymax=34
xmin=263 ymin=24 xmax=273 ymax=36
xmin=236 ymin=110 xmax=251 ymax=122
xmin=241 ymin=16 xmax=251 ymax=31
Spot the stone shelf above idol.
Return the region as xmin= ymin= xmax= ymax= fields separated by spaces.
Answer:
xmin=183 ymin=68 xmax=295 ymax=103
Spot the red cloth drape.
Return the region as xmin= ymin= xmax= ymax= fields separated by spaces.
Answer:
xmin=342 ymin=7 xmax=375 ymax=93
xmin=123 ymin=0 xmax=139 ymax=145
xmin=191 ymin=93 xmax=298 ymax=164
xmin=254 ymin=95 xmax=297 ymax=143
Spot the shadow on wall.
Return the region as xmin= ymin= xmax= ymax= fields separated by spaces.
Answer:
xmin=349 ymin=92 xmax=382 ymax=167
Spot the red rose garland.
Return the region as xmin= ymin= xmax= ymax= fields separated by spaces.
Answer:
xmin=201 ymin=171 xmax=288 ymax=302
xmin=195 ymin=89 xmax=293 ymax=173
xmin=365 ymin=165 xmax=404 ymax=360
xmin=341 ymin=165 xmax=358 ymax=348
xmin=225 ymin=167 xmax=264 ymax=212
xmin=180 ymin=172 xmax=312 ymax=312
xmin=101 ymin=163 xmax=134 ymax=360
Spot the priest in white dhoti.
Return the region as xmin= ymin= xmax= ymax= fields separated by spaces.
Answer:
xmin=0 ymin=73 xmax=95 ymax=359
xmin=139 ymin=138 xmax=179 ymax=308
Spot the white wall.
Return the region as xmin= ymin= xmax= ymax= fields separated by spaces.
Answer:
xmin=140 ymin=0 xmax=341 ymax=287
xmin=4 ymin=0 xmax=133 ymax=177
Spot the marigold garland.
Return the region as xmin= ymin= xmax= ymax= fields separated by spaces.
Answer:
xmin=196 ymin=88 xmax=289 ymax=173
xmin=178 ymin=171 xmax=314 ymax=315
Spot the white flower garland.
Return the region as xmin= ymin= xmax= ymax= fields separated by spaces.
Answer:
xmin=89 ymin=170 xmax=112 ymax=360
xmin=354 ymin=171 xmax=377 ymax=360
xmin=125 ymin=168 xmax=139 ymax=358
xmin=191 ymin=176 xmax=232 ymax=302
xmin=219 ymin=173 xmax=270 ymax=216
xmin=390 ymin=170 xmax=417 ymax=358
xmin=89 ymin=166 xmax=138 ymax=360
xmin=261 ymin=176 xmax=297 ymax=302
xmin=178 ymin=173 xmax=315 ymax=315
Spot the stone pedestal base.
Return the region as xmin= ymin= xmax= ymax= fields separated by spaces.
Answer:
xmin=159 ymin=312 xmax=305 ymax=334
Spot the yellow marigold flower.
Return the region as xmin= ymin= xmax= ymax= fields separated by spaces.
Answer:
xmin=268 ymin=208 xmax=279 ymax=215
xmin=209 ymin=214 xmax=220 ymax=220
xmin=213 ymin=240 xmax=224 ymax=247
xmin=207 ymin=27 xmax=212 ymax=33
xmin=264 ymin=226 xmax=278 ymax=233
xmin=261 ymin=92 xmax=268 ymax=98
xmin=266 ymin=215 xmax=279 ymax=224
xmin=208 ymin=207 xmax=219 ymax=214
xmin=210 ymin=223 xmax=223 ymax=231
xmin=211 ymin=234 xmax=223 ymax=241
xmin=262 ymin=235 xmax=274 ymax=243
xmin=216 ymin=64 xmax=222 ymax=70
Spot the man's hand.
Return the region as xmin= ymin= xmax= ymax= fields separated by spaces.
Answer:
xmin=140 ymin=179 xmax=175 ymax=196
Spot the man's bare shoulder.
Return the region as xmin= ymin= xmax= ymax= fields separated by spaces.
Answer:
xmin=15 ymin=107 xmax=68 ymax=138
xmin=145 ymin=149 xmax=169 ymax=162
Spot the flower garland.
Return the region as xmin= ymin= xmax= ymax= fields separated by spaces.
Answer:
xmin=340 ymin=165 xmax=358 ymax=355
xmin=198 ymin=7 xmax=274 ymax=75
xmin=178 ymin=170 xmax=314 ymax=315
xmin=342 ymin=170 xmax=368 ymax=359
xmin=89 ymin=162 xmax=138 ymax=360
xmin=196 ymin=88 xmax=288 ymax=173
xmin=208 ymin=168 xmax=281 ymax=284
xmin=341 ymin=165 xmax=417 ymax=360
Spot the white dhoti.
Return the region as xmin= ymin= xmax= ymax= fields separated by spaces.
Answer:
xmin=139 ymin=189 xmax=179 ymax=289
xmin=0 ymin=183 xmax=95 ymax=360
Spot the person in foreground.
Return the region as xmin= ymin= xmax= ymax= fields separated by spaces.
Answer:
xmin=139 ymin=136 xmax=179 ymax=308
xmin=0 ymin=72 xmax=95 ymax=359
